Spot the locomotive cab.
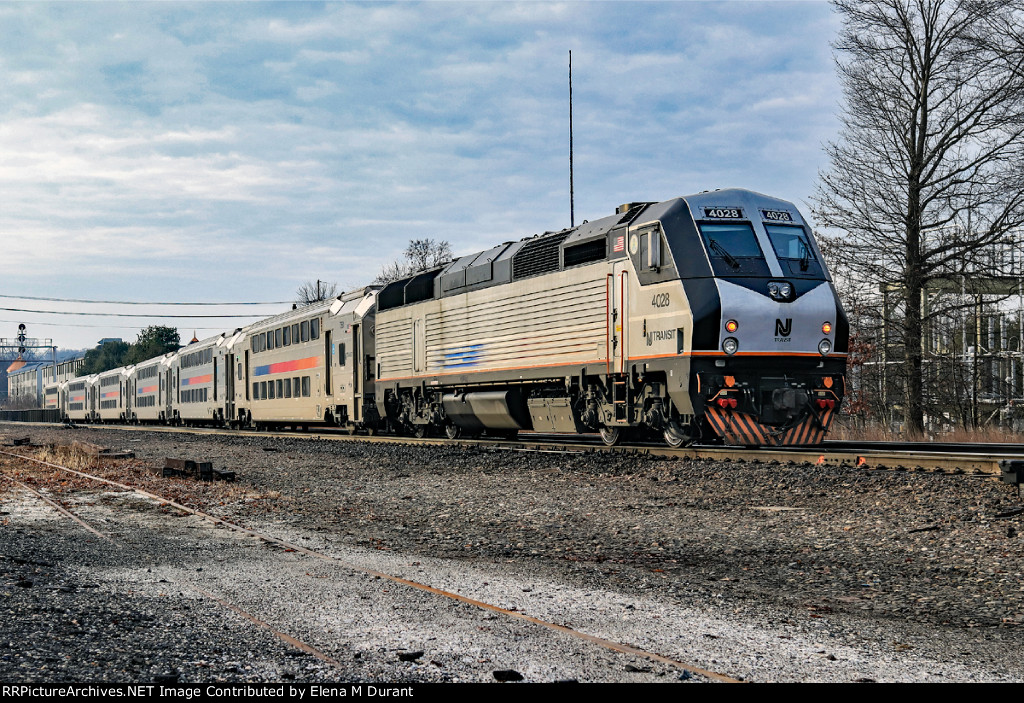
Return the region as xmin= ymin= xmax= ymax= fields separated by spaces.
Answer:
xmin=632 ymin=189 xmax=848 ymax=445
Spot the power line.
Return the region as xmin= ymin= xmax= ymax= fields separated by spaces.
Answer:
xmin=0 ymin=307 xmax=268 ymax=319
xmin=0 ymin=294 xmax=291 ymax=306
xmin=0 ymin=318 xmax=234 ymax=331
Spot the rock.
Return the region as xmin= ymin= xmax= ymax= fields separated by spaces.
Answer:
xmin=153 ymin=669 xmax=180 ymax=684
xmin=493 ymin=670 xmax=524 ymax=682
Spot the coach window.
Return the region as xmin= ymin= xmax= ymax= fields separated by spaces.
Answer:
xmin=301 ymin=320 xmax=310 ymax=343
xmin=339 ymin=343 xmax=346 ymax=366
xmin=252 ymin=382 xmax=258 ymax=399
xmin=302 ymin=376 xmax=310 ymax=397
xmin=269 ymin=381 xmax=275 ymax=400
xmin=275 ymin=328 xmax=282 ymax=347
xmin=268 ymin=332 xmax=275 ymax=351
xmin=293 ymin=377 xmax=301 ymax=397
xmin=276 ymin=379 xmax=283 ymax=398
xmin=292 ymin=324 xmax=300 ymax=343
xmin=283 ymin=326 xmax=291 ymax=346
xmin=311 ymin=318 xmax=320 ymax=340
xmin=284 ymin=379 xmax=291 ymax=398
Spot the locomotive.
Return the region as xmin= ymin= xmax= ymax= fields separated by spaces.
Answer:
xmin=48 ymin=188 xmax=847 ymax=447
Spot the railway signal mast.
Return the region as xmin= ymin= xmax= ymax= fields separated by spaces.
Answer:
xmin=0 ymin=323 xmax=57 ymax=379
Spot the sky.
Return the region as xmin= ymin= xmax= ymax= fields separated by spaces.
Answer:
xmin=0 ymin=0 xmax=842 ymax=351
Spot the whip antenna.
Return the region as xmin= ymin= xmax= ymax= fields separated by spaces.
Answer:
xmin=569 ymin=50 xmax=575 ymax=228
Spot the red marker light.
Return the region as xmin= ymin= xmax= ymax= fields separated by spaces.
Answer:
xmin=822 ymin=322 xmax=832 ymax=334
xmin=725 ymin=320 xmax=739 ymax=333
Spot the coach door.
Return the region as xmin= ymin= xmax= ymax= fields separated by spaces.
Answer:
xmin=352 ymin=324 xmax=361 ymax=422
xmin=324 ymin=331 xmax=332 ymax=396
xmin=607 ymin=261 xmax=629 ymax=375
xmin=225 ymin=352 xmax=235 ymax=420
xmin=164 ymin=369 xmax=173 ymax=420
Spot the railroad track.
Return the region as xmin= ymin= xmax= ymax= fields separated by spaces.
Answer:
xmin=0 ymin=447 xmax=744 ymax=684
xmin=5 ymin=420 xmax=1023 ymax=476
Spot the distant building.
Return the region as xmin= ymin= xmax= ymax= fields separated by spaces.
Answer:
xmin=98 ymin=338 xmax=123 ymax=346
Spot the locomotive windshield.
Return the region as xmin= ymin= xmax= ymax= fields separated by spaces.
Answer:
xmin=765 ymin=224 xmax=824 ymax=279
xmin=697 ymin=222 xmax=770 ymax=276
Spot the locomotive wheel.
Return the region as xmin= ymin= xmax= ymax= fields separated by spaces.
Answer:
xmin=413 ymin=425 xmax=428 ymax=439
xmin=599 ymin=426 xmax=621 ymax=446
xmin=663 ymin=421 xmax=692 ymax=448
xmin=444 ymin=423 xmax=462 ymax=440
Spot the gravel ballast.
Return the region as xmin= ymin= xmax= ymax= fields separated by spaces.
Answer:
xmin=1 ymin=423 xmax=1022 ymax=683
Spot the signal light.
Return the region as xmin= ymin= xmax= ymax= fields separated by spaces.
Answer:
xmin=816 ymin=399 xmax=836 ymax=410
xmin=822 ymin=321 xmax=832 ymax=334
xmin=725 ymin=319 xmax=738 ymax=333
xmin=716 ymin=396 xmax=738 ymax=409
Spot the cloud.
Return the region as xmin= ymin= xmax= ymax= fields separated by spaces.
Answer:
xmin=0 ymin=1 xmax=842 ymax=348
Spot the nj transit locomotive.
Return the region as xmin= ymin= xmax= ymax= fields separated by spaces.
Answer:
xmin=47 ymin=188 xmax=846 ymax=447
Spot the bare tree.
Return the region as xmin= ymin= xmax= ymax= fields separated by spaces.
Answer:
xmin=295 ymin=280 xmax=341 ymax=306
xmin=813 ymin=0 xmax=1024 ymax=434
xmin=374 ymin=239 xmax=453 ymax=284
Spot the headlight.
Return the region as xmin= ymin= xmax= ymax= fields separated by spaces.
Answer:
xmin=818 ymin=339 xmax=832 ymax=356
xmin=723 ymin=337 xmax=739 ymax=355
xmin=768 ymin=281 xmax=793 ymax=301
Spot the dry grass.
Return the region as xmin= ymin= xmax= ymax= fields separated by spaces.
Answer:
xmin=35 ymin=444 xmax=99 ymax=470
xmin=830 ymin=419 xmax=1024 ymax=444
xmin=0 ymin=444 xmax=276 ymax=515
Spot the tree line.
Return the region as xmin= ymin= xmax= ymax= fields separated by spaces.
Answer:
xmin=77 ymin=326 xmax=181 ymax=376
xmin=815 ymin=0 xmax=1024 ymax=435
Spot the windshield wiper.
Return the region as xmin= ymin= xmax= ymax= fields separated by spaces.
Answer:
xmin=708 ymin=239 xmax=740 ymax=269
xmin=798 ymin=238 xmax=811 ymax=271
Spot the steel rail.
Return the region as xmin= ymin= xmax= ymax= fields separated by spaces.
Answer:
xmin=0 ymin=459 xmax=358 ymax=671
xmin=0 ymin=473 xmax=112 ymax=542
xmin=0 ymin=447 xmax=744 ymax=683
xmin=7 ymin=420 xmax=1019 ymax=476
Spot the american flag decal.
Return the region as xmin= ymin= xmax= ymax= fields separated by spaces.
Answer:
xmin=613 ymin=235 xmax=625 ymax=252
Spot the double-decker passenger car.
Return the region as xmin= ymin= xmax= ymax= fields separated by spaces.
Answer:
xmin=94 ymin=366 xmax=131 ymax=423
xmin=167 ymin=333 xmax=232 ymax=426
xmin=231 ymin=287 xmax=378 ymax=430
xmin=125 ymin=352 xmax=174 ymax=423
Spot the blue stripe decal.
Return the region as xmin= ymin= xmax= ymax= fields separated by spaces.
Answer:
xmin=440 ymin=344 xmax=485 ymax=369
